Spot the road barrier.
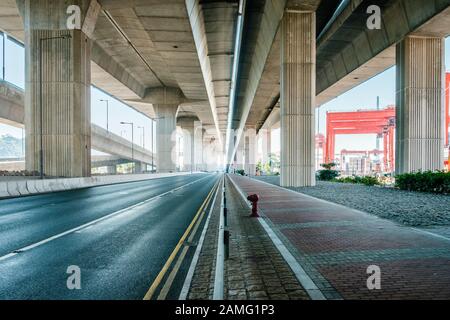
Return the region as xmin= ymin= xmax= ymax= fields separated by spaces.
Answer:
xmin=0 ymin=172 xmax=194 ymax=199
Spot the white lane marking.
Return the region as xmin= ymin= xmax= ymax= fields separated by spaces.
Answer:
xmin=179 ymin=176 xmax=221 ymax=300
xmin=411 ymin=227 xmax=450 ymax=242
xmin=213 ymin=176 xmax=226 ymax=300
xmin=0 ymin=175 xmax=212 ymax=262
xmin=227 ymin=174 xmax=326 ymax=300
xmin=0 ymin=253 xmax=18 ymax=262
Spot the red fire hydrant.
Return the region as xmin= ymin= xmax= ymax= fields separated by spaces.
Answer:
xmin=247 ymin=194 xmax=259 ymax=217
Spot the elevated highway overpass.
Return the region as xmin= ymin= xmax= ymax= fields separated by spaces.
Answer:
xmin=0 ymin=0 xmax=448 ymax=184
xmin=0 ymin=80 xmax=155 ymax=167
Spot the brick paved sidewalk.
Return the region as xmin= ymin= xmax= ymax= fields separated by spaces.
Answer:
xmin=187 ymin=176 xmax=310 ymax=300
xmin=229 ymin=174 xmax=450 ymax=300
xmin=222 ymin=176 xmax=309 ymax=300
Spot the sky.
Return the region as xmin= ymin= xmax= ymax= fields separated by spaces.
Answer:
xmin=0 ymin=33 xmax=449 ymax=156
xmin=91 ymin=87 xmax=155 ymax=154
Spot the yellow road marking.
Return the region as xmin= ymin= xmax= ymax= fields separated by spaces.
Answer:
xmin=157 ymin=246 xmax=189 ymax=300
xmin=156 ymin=179 xmax=220 ymax=300
xmin=143 ymin=178 xmax=220 ymax=300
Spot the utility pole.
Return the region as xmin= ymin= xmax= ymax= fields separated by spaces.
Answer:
xmin=137 ymin=126 xmax=145 ymax=149
xmin=100 ymin=99 xmax=110 ymax=132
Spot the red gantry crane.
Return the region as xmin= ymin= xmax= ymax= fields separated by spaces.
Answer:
xmin=324 ymin=72 xmax=450 ymax=173
xmin=325 ymin=106 xmax=396 ymax=172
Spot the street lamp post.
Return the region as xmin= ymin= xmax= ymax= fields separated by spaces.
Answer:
xmin=137 ymin=126 xmax=145 ymax=149
xmin=39 ymin=34 xmax=72 ymax=179
xmin=150 ymin=116 xmax=165 ymax=173
xmin=137 ymin=125 xmax=145 ymax=172
xmin=120 ymin=121 xmax=134 ymax=174
xmin=100 ymin=99 xmax=109 ymax=132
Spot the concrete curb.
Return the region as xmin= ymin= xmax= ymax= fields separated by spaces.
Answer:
xmin=0 ymin=172 xmax=196 ymax=199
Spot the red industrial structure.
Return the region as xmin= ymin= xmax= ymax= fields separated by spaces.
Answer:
xmin=315 ymin=133 xmax=326 ymax=165
xmin=322 ymin=72 xmax=450 ymax=173
xmin=325 ymin=106 xmax=396 ymax=172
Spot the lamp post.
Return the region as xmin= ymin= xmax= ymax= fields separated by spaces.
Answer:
xmin=39 ymin=34 xmax=72 ymax=179
xmin=149 ymin=116 xmax=164 ymax=173
xmin=151 ymin=119 xmax=154 ymax=172
xmin=100 ymin=99 xmax=109 ymax=132
xmin=137 ymin=126 xmax=145 ymax=149
xmin=137 ymin=125 xmax=145 ymax=172
xmin=120 ymin=121 xmax=134 ymax=174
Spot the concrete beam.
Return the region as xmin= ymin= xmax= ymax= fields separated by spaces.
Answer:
xmin=228 ymin=0 xmax=287 ymax=164
xmin=316 ymin=0 xmax=450 ymax=98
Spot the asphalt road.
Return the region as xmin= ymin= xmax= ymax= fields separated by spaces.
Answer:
xmin=0 ymin=173 xmax=220 ymax=299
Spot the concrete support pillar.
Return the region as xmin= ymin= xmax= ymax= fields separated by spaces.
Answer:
xmin=244 ymin=127 xmax=257 ymax=176
xmin=134 ymin=161 xmax=145 ymax=173
xmin=235 ymin=133 xmax=244 ymax=170
xmin=396 ymin=36 xmax=445 ymax=174
xmin=178 ymin=118 xmax=195 ymax=172
xmin=183 ymin=127 xmax=194 ymax=172
xmin=203 ymin=135 xmax=220 ymax=172
xmin=154 ymin=104 xmax=178 ymax=173
xmin=106 ymin=165 xmax=116 ymax=175
xmin=148 ymin=88 xmax=185 ymax=173
xmin=280 ymin=11 xmax=316 ymax=187
xmin=260 ymin=128 xmax=271 ymax=165
xmin=20 ymin=0 xmax=100 ymax=177
xmin=194 ymin=121 xmax=203 ymax=171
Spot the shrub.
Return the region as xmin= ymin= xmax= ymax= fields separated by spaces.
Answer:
xmin=333 ymin=175 xmax=380 ymax=186
xmin=317 ymin=163 xmax=340 ymax=181
xmin=395 ymin=171 xmax=450 ymax=194
xmin=360 ymin=176 xmax=380 ymax=186
xmin=318 ymin=169 xmax=340 ymax=181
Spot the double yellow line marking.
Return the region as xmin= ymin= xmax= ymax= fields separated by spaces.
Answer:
xmin=143 ymin=178 xmax=220 ymax=300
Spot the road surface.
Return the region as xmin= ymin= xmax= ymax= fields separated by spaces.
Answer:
xmin=0 ymin=173 xmax=220 ymax=299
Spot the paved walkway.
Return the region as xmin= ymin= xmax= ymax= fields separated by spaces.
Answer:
xmin=222 ymin=177 xmax=309 ymax=300
xmin=255 ymin=176 xmax=450 ymax=227
xmin=229 ymin=174 xmax=450 ymax=300
xmin=188 ymin=176 xmax=309 ymax=300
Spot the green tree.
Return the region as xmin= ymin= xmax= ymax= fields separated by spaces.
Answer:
xmin=268 ymin=153 xmax=280 ymax=172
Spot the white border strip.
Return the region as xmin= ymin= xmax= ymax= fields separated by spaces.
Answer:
xmin=411 ymin=227 xmax=450 ymax=242
xmin=227 ymin=174 xmax=326 ymax=300
xmin=0 ymin=175 xmax=211 ymax=262
xmin=213 ymin=176 xmax=225 ymax=300
xmin=179 ymin=177 xmax=221 ymax=300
